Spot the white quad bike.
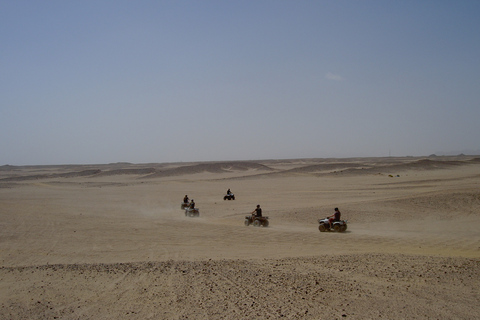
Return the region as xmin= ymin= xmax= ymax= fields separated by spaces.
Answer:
xmin=185 ymin=207 xmax=200 ymax=217
xmin=318 ymin=217 xmax=347 ymax=232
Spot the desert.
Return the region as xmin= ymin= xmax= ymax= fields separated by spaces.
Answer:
xmin=1 ymin=156 xmax=479 ymax=319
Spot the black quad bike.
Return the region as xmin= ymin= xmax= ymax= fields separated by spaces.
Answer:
xmin=224 ymin=193 xmax=235 ymax=200
xmin=318 ymin=217 xmax=347 ymax=232
xmin=244 ymin=215 xmax=269 ymax=227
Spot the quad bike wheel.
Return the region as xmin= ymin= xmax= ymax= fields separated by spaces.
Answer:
xmin=262 ymin=220 xmax=269 ymax=227
xmin=334 ymin=224 xmax=341 ymax=232
xmin=318 ymin=224 xmax=326 ymax=232
xmin=341 ymin=225 xmax=347 ymax=232
xmin=253 ymin=219 xmax=261 ymax=227
xmin=244 ymin=219 xmax=250 ymax=226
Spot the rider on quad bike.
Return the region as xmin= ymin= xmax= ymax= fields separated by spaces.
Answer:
xmin=185 ymin=199 xmax=200 ymax=217
xmin=252 ymin=204 xmax=262 ymax=217
xmin=224 ymin=188 xmax=235 ymax=200
xmin=328 ymin=208 xmax=341 ymax=228
xmin=181 ymin=195 xmax=190 ymax=209
xmin=318 ymin=207 xmax=347 ymax=232
xmin=245 ymin=204 xmax=269 ymax=227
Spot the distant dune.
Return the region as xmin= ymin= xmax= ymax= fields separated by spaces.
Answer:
xmin=1 ymin=157 xmax=479 ymax=182
xmin=144 ymin=161 xmax=274 ymax=178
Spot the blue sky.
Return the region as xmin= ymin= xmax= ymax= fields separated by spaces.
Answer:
xmin=1 ymin=0 xmax=479 ymax=165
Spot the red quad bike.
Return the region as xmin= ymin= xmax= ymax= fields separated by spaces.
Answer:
xmin=318 ymin=217 xmax=347 ymax=232
xmin=185 ymin=207 xmax=200 ymax=217
xmin=244 ymin=215 xmax=269 ymax=227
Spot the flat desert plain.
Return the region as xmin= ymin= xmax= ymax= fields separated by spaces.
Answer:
xmin=1 ymin=156 xmax=479 ymax=319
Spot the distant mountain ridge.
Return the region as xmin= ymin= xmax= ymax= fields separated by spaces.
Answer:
xmin=433 ymin=149 xmax=480 ymax=156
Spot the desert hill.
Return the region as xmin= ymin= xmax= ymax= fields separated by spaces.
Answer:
xmin=2 ymin=156 xmax=479 ymax=182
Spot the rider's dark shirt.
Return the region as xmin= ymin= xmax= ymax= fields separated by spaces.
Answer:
xmin=255 ymin=208 xmax=262 ymax=217
xmin=334 ymin=211 xmax=340 ymax=221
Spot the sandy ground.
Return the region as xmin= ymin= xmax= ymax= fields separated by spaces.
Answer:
xmin=1 ymin=156 xmax=479 ymax=319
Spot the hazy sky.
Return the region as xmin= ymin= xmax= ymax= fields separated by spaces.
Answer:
xmin=1 ymin=1 xmax=479 ymax=165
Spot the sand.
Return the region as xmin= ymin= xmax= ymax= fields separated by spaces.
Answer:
xmin=1 ymin=156 xmax=479 ymax=319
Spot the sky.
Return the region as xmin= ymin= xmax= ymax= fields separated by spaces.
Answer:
xmin=1 ymin=0 xmax=479 ymax=165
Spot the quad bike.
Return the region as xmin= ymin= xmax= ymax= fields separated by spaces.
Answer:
xmin=244 ymin=215 xmax=269 ymax=227
xmin=185 ymin=207 xmax=200 ymax=217
xmin=180 ymin=202 xmax=189 ymax=209
xmin=224 ymin=193 xmax=235 ymax=200
xmin=318 ymin=217 xmax=347 ymax=232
